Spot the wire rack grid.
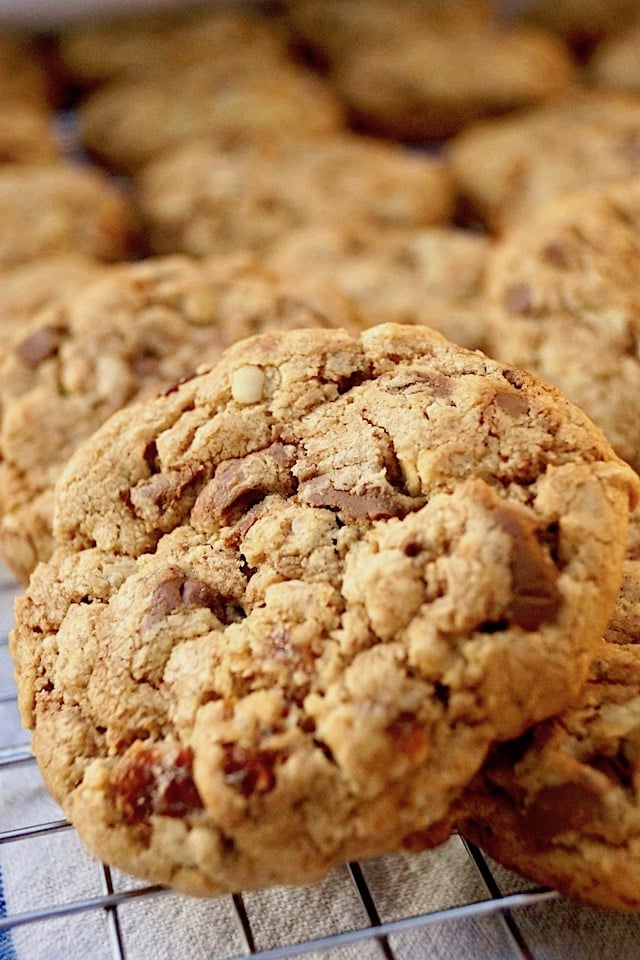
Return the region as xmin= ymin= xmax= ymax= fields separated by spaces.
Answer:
xmin=3 ymin=564 xmax=640 ymax=960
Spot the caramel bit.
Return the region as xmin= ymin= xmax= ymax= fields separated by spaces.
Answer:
xmin=505 ymin=282 xmax=533 ymax=316
xmin=200 ymin=443 xmax=296 ymax=520
xmin=521 ymin=777 xmax=606 ymax=845
xmin=141 ymin=567 xmax=241 ymax=631
xmin=222 ymin=744 xmax=281 ymax=797
xmin=17 ymin=324 xmax=65 ymax=366
xmin=493 ymin=505 xmax=560 ymax=631
xmin=112 ymin=745 xmax=204 ymax=825
xmin=299 ymin=476 xmax=405 ymax=520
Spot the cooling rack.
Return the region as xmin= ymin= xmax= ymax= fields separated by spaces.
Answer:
xmin=3 ymin=564 xmax=640 ymax=960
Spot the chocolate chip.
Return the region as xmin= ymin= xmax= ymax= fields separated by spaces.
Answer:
xmin=521 ymin=777 xmax=606 ymax=845
xmin=384 ymin=369 xmax=453 ymax=398
xmin=541 ymin=242 xmax=570 ymax=268
xmin=199 ymin=443 xmax=296 ymax=520
xmin=17 ymin=324 xmax=65 ymax=366
xmin=142 ymin=568 xmax=243 ymax=631
xmin=505 ymin=282 xmax=533 ymax=316
xmin=492 ymin=505 xmax=560 ymax=631
xmin=492 ymin=387 xmax=529 ymax=417
xmin=299 ymin=476 xmax=405 ymax=520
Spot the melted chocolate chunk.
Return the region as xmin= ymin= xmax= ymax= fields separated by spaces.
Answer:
xmin=198 ymin=443 xmax=296 ymax=520
xmin=17 ymin=324 xmax=65 ymax=366
xmin=493 ymin=505 xmax=561 ymax=631
xmin=141 ymin=567 xmax=242 ymax=631
xmin=299 ymin=476 xmax=405 ymax=520
xmin=505 ymin=282 xmax=533 ymax=316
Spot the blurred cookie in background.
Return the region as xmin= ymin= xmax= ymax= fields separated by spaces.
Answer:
xmin=135 ymin=134 xmax=455 ymax=258
xmin=0 ymin=254 xmax=105 ymax=348
xmin=588 ymin=21 xmax=640 ymax=93
xmin=55 ymin=4 xmax=292 ymax=87
xmin=0 ymin=162 xmax=139 ymax=270
xmin=449 ymin=89 xmax=640 ymax=233
xmin=266 ymin=222 xmax=491 ymax=351
xmin=483 ymin=174 xmax=640 ymax=471
xmin=0 ymin=252 xmax=364 ymax=583
xmin=284 ymin=0 xmax=575 ymax=140
xmin=517 ymin=0 xmax=640 ymax=55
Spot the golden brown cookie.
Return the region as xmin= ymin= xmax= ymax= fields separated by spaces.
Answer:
xmin=136 ymin=135 xmax=454 ymax=258
xmin=520 ymin=0 xmax=640 ymax=52
xmin=588 ymin=23 xmax=640 ymax=93
xmin=0 ymin=253 xmax=363 ymax=583
xmin=0 ymin=254 xmax=104 ymax=348
xmin=56 ymin=5 xmax=290 ymax=86
xmin=0 ymin=162 xmax=138 ymax=270
xmin=456 ymin=508 xmax=640 ymax=912
xmin=482 ymin=174 xmax=640 ymax=471
xmin=448 ymin=89 xmax=640 ymax=233
xmin=266 ymin=223 xmax=491 ymax=351
xmin=284 ymin=0 xmax=574 ymax=140
xmin=76 ymin=58 xmax=345 ymax=174
xmin=10 ymin=322 xmax=638 ymax=898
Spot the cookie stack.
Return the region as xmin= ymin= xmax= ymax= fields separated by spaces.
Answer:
xmin=4 ymin=0 xmax=640 ymax=913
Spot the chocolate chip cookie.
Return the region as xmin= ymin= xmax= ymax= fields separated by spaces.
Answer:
xmin=136 ymin=135 xmax=454 ymax=258
xmin=0 ymin=253 xmax=362 ymax=584
xmin=57 ymin=5 xmax=290 ymax=86
xmin=448 ymin=89 xmax=640 ymax=233
xmin=456 ymin=509 xmax=640 ymax=912
xmin=0 ymin=255 xmax=104 ymax=348
xmin=483 ymin=174 xmax=640 ymax=471
xmin=11 ymin=323 xmax=638 ymax=897
xmin=318 ymin=7 xmax=574 ymax=141
xmin=519 ymin=0 xmax=640 ymax=51
xmin=77 ymin=58 xmax=345 ymax=174
xmin=266 ymin=223 xmax=491 ymax=351
xmin=0 ymin=162 xmax=138 ymax=270
xmin=588 ymin=23 xmax=640 ymax=94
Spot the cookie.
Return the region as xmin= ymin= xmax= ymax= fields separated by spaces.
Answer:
xmin=0 ymin=35 xmax=61 ymax=164
xmin=0 ymin=33 xmax=54 ymax=108
xmin=0 ymin=254 xmax=104 ymax=348
xmin=588 ymin=23 xmax=640 ymax=93
xmin=482 ymin=174 xmax=640 ymax=471
xmin=56 ymin=5 xmax=290 ymax=86
xmin=519 ymin=0 xmax=640 ymax=52
xmin=77 ymin=58 xmax=345 ymax=174
xmin=284 ymin=0 xmax=495 ymax=69
xmin=136 ymin=135 xmax=454 ymax=258
xmin=0 ymin=253 xmax=363 ymax=584
xmin=448 ymin=89 xmax=640 ymax=233
xmin=11 ymin=322 xmax=638 ymax=897
xmin=456 ymin=509 xmax=640 ymax=912
xmin=326 ymin=15 xmax=574 ymax=141
xmin=0 ymin=162 xmax=138 ymax=270
xmin=266 ymin=223 xmax=491 ymax=351
xmin=0 ymin=103 xmax=62 ymax=166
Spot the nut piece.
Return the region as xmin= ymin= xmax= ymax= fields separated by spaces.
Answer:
xmin=231 ymin=364 xmax=265 ymax=404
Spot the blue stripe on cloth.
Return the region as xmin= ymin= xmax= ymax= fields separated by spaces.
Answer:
xmin=0 ymin=867 xmax=17 ymax=960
